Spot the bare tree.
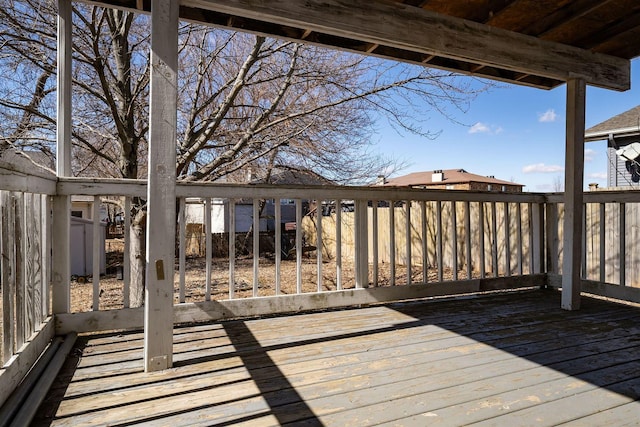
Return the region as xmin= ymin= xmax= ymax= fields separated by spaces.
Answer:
xmin=0 ymin=0 xmax=488 ymax=306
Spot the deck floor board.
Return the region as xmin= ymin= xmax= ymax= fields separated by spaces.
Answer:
xmin=33 ymin=290 xmax=640 ymax=426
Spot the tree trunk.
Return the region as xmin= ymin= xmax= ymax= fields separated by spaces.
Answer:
xmin=129 ymin=207 xmax=146 ymax=307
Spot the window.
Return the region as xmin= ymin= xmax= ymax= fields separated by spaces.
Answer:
xmin=71 ymin=210 xmax=83 ymax=218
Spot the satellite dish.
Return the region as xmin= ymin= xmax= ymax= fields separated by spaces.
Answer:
xmin=616 ymin=142 xmax=640 ymax=162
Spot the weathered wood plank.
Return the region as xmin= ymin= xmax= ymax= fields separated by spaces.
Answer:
xmin=562 ymin=78 xmax=586 ymax=310
xmin=181 ymin=0 xmax=630 ymax=90
xmin=36 ymin=291 xmax=640 ymax=426
xmin=144 ymin=0 xmax=179 ymax=372
xmin=0 ymin=318 xmax=55 ymax=408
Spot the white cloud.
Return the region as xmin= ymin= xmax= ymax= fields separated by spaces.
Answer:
xmin=469 ymin=122 xmax=503 ymax=135
xmin=469 ymin=122 xmax=490 ymax=134
xmin=584 ymin=148 xmax=596 ymax=162
xmin=588 ymin=172 xmax=607 ymax=180
xmin=522 ymin=163 xmax=564 ymax=174
xmin=538 ymin=109 xmax=557 ymax=123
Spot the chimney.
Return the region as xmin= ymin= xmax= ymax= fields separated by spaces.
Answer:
xmin=246 ymin=167 xmax=252 ymax=182
xmin=376 ymin=175 xmax=387 ymax=185
xmin=432 ymin=170 xmax=444 ymax=182
xmin=588 ymin=183 xmax=599 ymax=191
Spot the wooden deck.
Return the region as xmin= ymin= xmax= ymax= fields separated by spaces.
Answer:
xmin=33 ymin=289 xmax=640 ymax=426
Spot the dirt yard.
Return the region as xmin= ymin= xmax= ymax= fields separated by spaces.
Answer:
xmin=71 ymin=254 xmax=453 ymax=313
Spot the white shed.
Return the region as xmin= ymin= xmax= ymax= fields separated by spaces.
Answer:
xmin=70 ymin=216 xmax=106 ymax=278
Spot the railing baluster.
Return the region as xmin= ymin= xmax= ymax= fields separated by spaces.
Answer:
xmin=465 ymin=201 xmax=472 ymax=279
xmin=229 ymin=199 xmax=236 ymax=299
xmin=599 ymin=202 xmax=605 ymax=283
xmin=372 ymin=201 xmax=379 ymax=287
xmin=582 ymin=204 xmax=587 ymax=279
xmin=296 ymin=199 xmax=302 ymax=294
xmin=516 ymin=203 xmax=523 ymax=276
xmin=42 ymin=194 xmax=51 ymax=318
xmin=336 ymin=199 xmax=342 ymax=290
xmin=123 ymin=197 xmax=131 ymax=308
xmin=478 ymin=202 xmax=486 ymax=278
xmin=275 ymin=199 xmax=281 ymax=295
xmin=355 ymin=199 xmax=369 ymax=288
xmin=491 ymin=201 xmax=498 ymax=278
xmin=451 ymin=201 xmax=457 ymax=281
xmin=1 ymin=191 xmax=15 ymax=364
xmin=205 ymin=197 xmax=212 ymax=301
xmin=316 ymin=199 xmax=323 ymax=292
xmin=436 ymin=200 xmax=443 ymax=282
xmin=421 ymin=200 xmax=428 ymax=283
xmin=92 ymin=196 xmax=101 ymax=311
xmin=504 ymin=201 xmax=511 ymax=277
xmin=178 ymin=198 xmax=186 ymax=303
xmin=15 ymin=192 xmax=25 ymax=347
xmin=620 ymin=202 xmax=626 ymax=286
xmin=406 ymin=201 xmax=412 ymax=285
xmin=253 ymin=199 xmax=260 ymax=297
xmin=389 ymin=200 xmax=396 ymax=286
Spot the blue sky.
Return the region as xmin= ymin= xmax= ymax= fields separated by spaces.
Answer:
xmin=374 ymin=59 xmax=640 ymax=192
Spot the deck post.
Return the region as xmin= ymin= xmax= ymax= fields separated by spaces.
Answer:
xmin=562 ymin=78 xmax=586 ymax=311
xmin=52 ymin=0 xmax=72 ymax=315
xmin=144 ymin=0 xmax=178 ymax=372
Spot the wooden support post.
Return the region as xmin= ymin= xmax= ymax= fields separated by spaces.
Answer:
xmin=562 ymin=78 xmax=586 ymax=311
xmin=52 ymin=0 xmax=72 ymax=317
xmin=57 ymin=0 xmax=72 ymax=177
xmin=144 ymin=0 xmax=178 ymax=372
xmin=51 ymin=195 xmax=70 ymax=315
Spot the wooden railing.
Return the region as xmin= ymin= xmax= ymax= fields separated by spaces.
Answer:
xmin=0 ymin=152 xmax=57 ymax=406
xmin=50 ymin=179 xmax=549 ymax=328
xmin=4 ymin=164 xmax=640 ymax=406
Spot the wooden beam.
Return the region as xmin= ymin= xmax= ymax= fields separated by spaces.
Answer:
xmin=183 ymin=0 xmax=630 ymax=90
xmin=144 ymin=0 xmax=178 ymax=372
xmin=562 ymin=78 xmax=586 ymax=311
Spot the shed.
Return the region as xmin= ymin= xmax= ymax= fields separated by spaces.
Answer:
xmin=70 ymin=216 xmax=106 ymax=278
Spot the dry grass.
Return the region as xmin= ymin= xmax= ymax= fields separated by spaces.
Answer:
xmin=70 ymin=252 xmax=465 ymax=313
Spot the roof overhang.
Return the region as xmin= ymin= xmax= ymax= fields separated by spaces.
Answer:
xmin=585 ymin=127 xmax=640 ymax=142
xmin=79 ymin=0 xmax=631 ymax=91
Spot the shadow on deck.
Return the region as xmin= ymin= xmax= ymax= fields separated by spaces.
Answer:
xmin=33 ymin=289 xmax=640 ymax=426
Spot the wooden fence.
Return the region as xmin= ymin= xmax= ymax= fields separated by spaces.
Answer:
xmin=303 ymin=201 xmax=535 ymax=278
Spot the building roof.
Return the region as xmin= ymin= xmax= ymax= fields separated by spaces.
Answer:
xmin=585 ymin=105 xmax=640 ymax=142
xmin=383 ymin=169 xmax=522 ymax=188
xmin=250 ymin=168 xmax=333 ymax=186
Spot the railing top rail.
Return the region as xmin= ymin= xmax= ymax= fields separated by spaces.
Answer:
xmin=57 ymin=177 xmax=547 ymax=203
xmin=0 ymin=149 xmax=57 ymax=195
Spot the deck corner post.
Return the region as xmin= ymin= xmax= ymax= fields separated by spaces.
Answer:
xmin=144 ymin=0 xmax=179 ymax=372
xmin=52 ymin=0 xmax=72 ymax=317
xmin=561 ymin=78 xmax=586 ymax=311
xmin=51 ymin=196 xmax=71 ymax=315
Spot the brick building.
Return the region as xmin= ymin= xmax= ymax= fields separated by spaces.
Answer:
xmin=379 ymin=169 xmax=523 ymax=192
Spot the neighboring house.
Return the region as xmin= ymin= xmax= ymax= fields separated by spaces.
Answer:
xmin=186 ymin=168 xmax=332 ymax=233
xmin=379 ymin=169 xmax=523 ymax=193
xmin=585 ymin=105 xmax=640 ymax=187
